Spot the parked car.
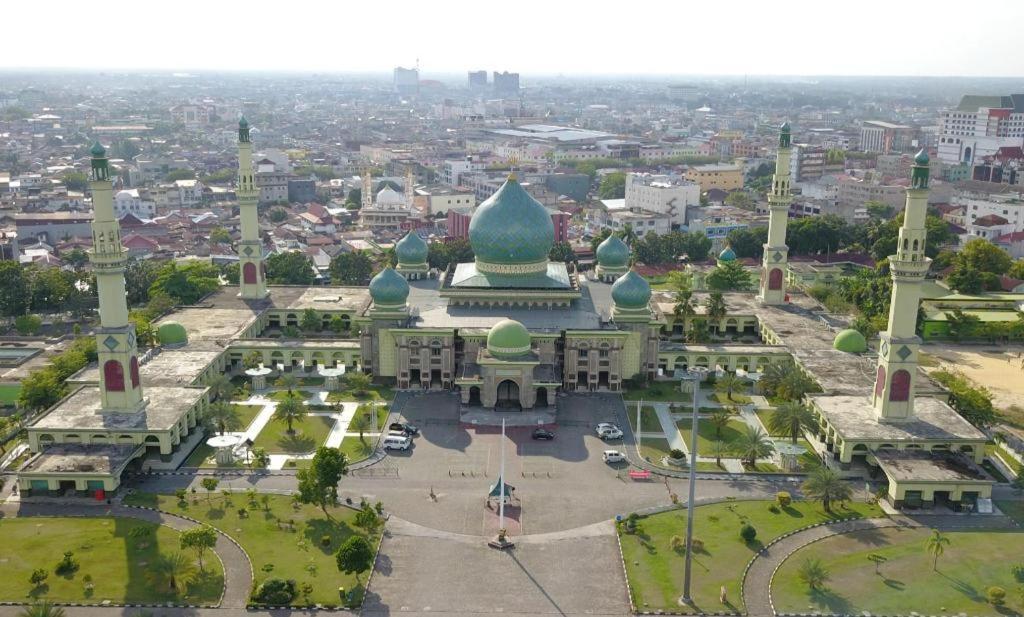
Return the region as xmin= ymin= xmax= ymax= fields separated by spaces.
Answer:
xmin=531 ymin=428 xmax=555 ymax=440
xmin=382 ymin=435 xmax=411 ymax=451
xmin=389 ymin=422 xmax=419 ymax=436
xmin=597 ymin=424 xmax=623 ymax=440
xmin=603 ymin=450 xmax=625 ymax=464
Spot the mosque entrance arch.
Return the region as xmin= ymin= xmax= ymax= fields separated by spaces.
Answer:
xmin=495 ymin=380 xmax=521 ymax=411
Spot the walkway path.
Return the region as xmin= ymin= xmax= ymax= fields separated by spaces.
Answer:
xmin=0 ymin=501 xmax=253 ymax=609
xmin=653 ymin=403 xmax=687 ymax=453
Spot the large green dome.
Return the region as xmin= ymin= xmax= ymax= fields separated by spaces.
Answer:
xmin=596 ymin=234 xmax=630 ymax=268
xmin=718 ymin=245 xmax=737 ymax=262
xmin=611 ymin=270 xmax=652 ymax=309
xmin=395 ymin=231 xmax=428 ymax=265
xmin=157 ymin=321 xmax=187 ymax=346
xmin=833 ymin=329 xmax=867 ymax=353
xmin=368 ymin=267 xmax=409 ymax=306
xmin=487 ymin=319 xmax=531 ymax=359
xmin=469 ymin=177 xmax=554 ymax=272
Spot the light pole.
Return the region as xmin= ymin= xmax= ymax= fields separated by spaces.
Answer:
xmin=680 ymin=369 xmax=704 ymax=605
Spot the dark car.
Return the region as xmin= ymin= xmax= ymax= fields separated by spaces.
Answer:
xmin=532 ymin=428 xmax=555 ymax=440
xmin=389 ymin=422 xmax=419 ymax=436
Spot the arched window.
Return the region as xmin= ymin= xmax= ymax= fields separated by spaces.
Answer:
xmin=873 ymin=366 xmax=886 ymax=399
xmin=104 ymin=360 xmax=125 ymax=392
xmin=130 ymin=356 xmax=140 ymax=388
xmin=768 ymin=268 xmax=783 ymax=290
xmin=889 ymin=369 xmax=911 ymax=402
xmin=243 ymin=262 xmax=257 ymax=284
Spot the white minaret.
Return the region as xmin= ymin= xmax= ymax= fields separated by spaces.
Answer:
xmin=361 ymin=169 xmax=373 ymax=209
xmin=89 ymin=143 xmax=146 ymax=412
xmin=757 ymin=122 xmax=793 ymax=305
xmin=237 ymin=117 xmax=268 ymax=299
xmin=404 ymin=167 xmax=415 ymax=206
xmin=871 ymin=150 xmax=932 ymax=421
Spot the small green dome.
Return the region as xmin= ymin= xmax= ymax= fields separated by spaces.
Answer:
xmin=487 ymin=319 xmax=531 ymax=359
xmin=157 ymin=321 xmax=188 ymax=346
xmin=90 ymin=142 xmax=105 ymax=157
xmin=833 ymin=329 xmax=867 ymax=353
xmin=469 ymin=177 xmax=554 ymax=268
xmin=395 ymin=231 xmax=428 ymax=265
xmin=596 ymin=234 xmax=630 ymax=268
xmin=718 ymin=245 xmax=737 ymax=262
xmin=368 ymin=267 xmax=409 ymax=306
xmin=780 ymin=121 xmax=791 ymax=132
xmin=611 ymin=270 xmax=652 ymax=309
xmin=914 ymin=149 xmax=929 ymax=165
xmin=239 ymin=116 xmax=249 ymax=129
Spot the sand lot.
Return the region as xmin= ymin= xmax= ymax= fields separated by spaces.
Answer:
xmin=922 ymin=343 xmax=1024 ymax=410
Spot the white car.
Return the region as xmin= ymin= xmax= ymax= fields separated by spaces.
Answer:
xmin=597 ymin=424 xmax=623 ymax=440
xmin=382 ymin=435 xmax=411 ymax=451
xmin=603 ymin=450 xmax=625 ymax=464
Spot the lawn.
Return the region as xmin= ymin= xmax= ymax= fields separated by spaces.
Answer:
xmin=771 ymin=526 xmax=1024 ymax=616
xmin=124 ymin=493 xmax=381 ymax=607
xmin=0 ymin=517 xmax=223 ymax=604
xmin=339 ymin=435 xmax=376 ymax=463
xmin=623 ymin=383 xmax=693 ymax=403
xmin=620 ymin=499 xmax=884 ymax=614
xmin=233 ymin=404 xmax=264 ymax=430
xmin=710 ymin=392 xmax=752 ymax=405
xmin=637 ymin=437 xmax=674 ymax=466
xmin=0 ymin=383 xmax=21 ymax=405
xmin=676 ymin=417 xmax=748 ymax=454
xmin=252 ymin=415 xmax=334 ymax=454
xmin=325 ymin=383 xmax=395 ymax=403
xmin=995 ymin=500 xmax=1024 ymax=525
xmin=627 ymin=405 xmax=662 ymax=433
xmin=987 ymin=443 xmax=1023 ymax=475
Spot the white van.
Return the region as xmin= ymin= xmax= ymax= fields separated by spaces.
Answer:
xmin=383 ymin=435 xmax=411 ymax=451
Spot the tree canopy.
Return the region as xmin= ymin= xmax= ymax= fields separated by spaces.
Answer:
xmin=329 ymin=251 xmax=374 ymax=285
xmin=296 ymin=446 xmax=348 ymax=516
xmin=148 ymin=261 xmax=221 ymax=305
xmin=266 ymin=251 xmax=315 ymax=285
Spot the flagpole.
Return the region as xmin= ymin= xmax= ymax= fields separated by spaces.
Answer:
xmin=636 ymin=398 xmax=643 ymax=453
xmin=499 ymin=417 xmax=506 ymax=532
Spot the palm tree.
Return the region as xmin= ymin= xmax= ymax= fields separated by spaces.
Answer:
xmin=715 ymin=373 xmax=746 ymax=402
xmin=205 ymin=373 xmax=233 ymax=402
xmin=735 ymin=425 xmax=774 ymax=467
xmin=709 ymin=439 xmax=731 ymax=468
xmin=349 ymin=405 xmax=373 ymax=442
xmin=925 ymin=529 xmax=950 ymax=571
xmin=801 ymin=467 xmax=852 ymax=514
xmin=344 ymin=371 xmax=373 ymax=397
xmin=249 ymin=446 xmax=270 ymax=469
xmin=273 ymin=394 xmax=306 ymax=434
xmin=205 ymin=401 xmax=240 ymax=436
xmin=276 ymin=373 xmax=298 ymax=395
xmin=708 ymin=408 xmax=732 ymax=439
xmin=147 ymin=552 xmax=199 ymax=593
xmin=768 ymin=401 xmax=817 ymax=444
xmin=19 ymin=602 xmax=66 ymax=617
xmin=797 ymin=558 xmax=830 ymax=590
xmin=705 ymin=291 xmax=728 ymax=325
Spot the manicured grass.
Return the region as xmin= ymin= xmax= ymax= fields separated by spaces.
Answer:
xmin=252 ymin=415 xmax=334 ymax=454
xmin=710 ymin=392 xmax=752 ymax=405
xmin=268 ymin=390 xmax=314 ymax=402
xmin=627 ymin=405 xmax=662 ymax=433
xmin=676 ymin=417 xmax=748 ymax=454
xmin=772 ymin=526 xmax=1024 ymax=616
xmin=124 ymin=493 xmax=381 ymax=607
xmin=623 ymin=383 xmax=693 ymax=403
xmin=0 ymin=517 xmax=223 ymax=604
xmin=0 ymin=383 xmax=21 ymax=405
xmin=637 ymin=437 xmax=676 ymax=466
xmin=339 ymin=435 xmax=376 ymax=463
xmin=995 ymin=500 xmax=1024 ymax=525
xmin=987 ymin=443 xmax=1023 ymax=475
xmin=233 ymin=404 xmax=264 ymax=430
xmin=182 ymin=442 xmax=240 ymax=468
xmin=620 ymin=499 xmax=884 ymax=614
xmin=325 ymin=383 xmax=395 ymax=403
xmin=756 ymin=409 xmax=780 ymax=435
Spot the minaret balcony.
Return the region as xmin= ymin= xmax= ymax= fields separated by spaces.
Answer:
xmin=889 ymin=257 xmax=930 ymax=279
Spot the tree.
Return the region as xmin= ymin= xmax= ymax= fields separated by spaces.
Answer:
xmin=266 ymin=251 xmax=315 ymax=285
xmin=349 ymin=405 xmax=373 ymax=442
xmin=206 ymin=402 xmax=240 ymax=435
xmin=946 ymin=265 xmax=985 ymax=295
xmin=345 ymin=188 xmax=361 ymax=208
xmin=300 ymin=308 xmax=321 ymax=332
xmin=200 ymin=477 xmax=219 ymax=502
xmin=865 ymin=200 xmax=894 ymax=220
xmin=273 ymin=394 xmax=307 ymax=434
xmin=548 ymin=242 xmax=577 ymax=264
xmin=243 ymin=350 xmax=263 ymax=370
xmin=724 ymin=191 xmax=754 ymax=210
xmin=18 ymin=368 xmax=65 ymax=411
xmin=708 ymin=408 xmax=732 ymax=439
xmin=597 ymin=172 xmax=626 ymax=199
xmin=344 ymin=371 xmax=372 ymax=396
xmin=1008 ymin=259 xmax=1024 ymax=280
xmin=670 ymin=273 xmax=695 ymax=338
xmin=925 ymin=529 xmax=950 ymax=571
xmin=957 ymin=237 xmax=1012 ymax=275
xmin=124 ymin=259 xmax=162 ymax=307
xmin=268 ymin=207 xmax=288 ymax=223
xmin=14 ymin=314 xmax=42 ymax=335
xmin=149 ymin=261 xmax=220 ymax=305
xmin=768 ymin=401 xmax=817 ymax=444
xmin=329 ymin=251 xmax=373 ymax=285
xmin=19 ymin=602 xmax=66 ymax=617
xmin=705 ymin=292 xmax=728 ymax=324
xmin=147 ymin=552 xmax=199 ymax=592
xmin=179 ymin=526 xmax=218 ymax=571
xmin=726 ymin=227 xmax=768 ymax=259
xmin=706 ymin=260 xmax=753 ymax=291
xmin=29 ymin=568 xmax=48 ymax=588
xmin=945 ymin=309 xmax=982 ymax=341
xmin=709 ymin=440 xmax=730 ymax=467
xmin=786 ymin=215 xmax=852 ymax=256
xmin=335 ymin=536 xmax=374 ymax=582
xmin=715 ymin=373 xmax=745 ymax=402
xmin=61 ymin=171 xmax=89 ymax=192
xmin=801 ymin=467 xmax=852 ymax=513
xmin=797 ymin=558 xmax=830 ymax=590
xmin=758 ymin=361 xmax=820 ymax=401
xmin=297 ymin=446 xmax=348 ymax=517
xmin=206 ymin=373 xmax=233 ymax=402
xmin=164 ymin=168 xmax=196 ymax=182
xmin=63 ymin=248 xmax=89 ymax=270
xmin=0 ymin=261 xmax=29 ymax=316
xmin=276 ymin=373 xmax=298 ymax=394
xmin=249 ymin=447 xmax=270 ymax=469
xmin=209 ymin=227 xmax=231 ymax=244
xmin=735 ymin=425 xmax=774 ymax=467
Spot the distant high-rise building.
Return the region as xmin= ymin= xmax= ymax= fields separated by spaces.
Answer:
xmin=937 ymin=94 xmax=1024 ymax=165
xmin=468 ymin=70 xmax=488 ymax=89
xmin=493 ymin=71 xmax=520 ymax=96
xmin=859 ymin=121 xmax=914 ymax=154
xmin=393 ymin=66 xmax=419 ymax=96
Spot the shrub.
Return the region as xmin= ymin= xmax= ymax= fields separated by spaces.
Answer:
xmin=354 ymin=506 xmax=379 ymax=530
xmin=55 ymin=551 xmax=79 ymax=575
xmin=669 ymin=535 xmax=684 ymax=552
xmin=624 ymin=512 xmax=640 ymax=533
xmin=691 ymin=538 xmax=704 ymax=552
xmin=30 ymin=568 xmax=48 ymax=586
xmin=776 ymin=491 xmax=792 ymax=507
xmin=987 ymin=586 xmax=1006 ymax=606
xmin=1012 ymin=563 xmax=1024 ymax=581
xmin=253 ymin=578 xmax=297 ymax=604
xmin=768 ymin=504 xmax=780 ymax=514
xmin=669 ymin=449 xmax=685 ymax=460
xmin=740 ymin=524 xmax=757 ymax=543
xmin=320 ymin=534 xmax=332 ymax=547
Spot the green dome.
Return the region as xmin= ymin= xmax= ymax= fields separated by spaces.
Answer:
xmin=157 ymin=321 xmax=188 ymax=346
xmin=90 ymin=142 xmax=106 ymax=157
xmin=596 ymin=234 xmax=630 ymax=268
xmin=833 ymin=329 xmax=867 ymax=353
xmin=611 ymin=270 xmax=652 ymax=309
xmin=368 ymin=267 xmax=409 ymax=306
xmin=469 ymin=177 xmax=554 ymax=269
xmin=718 ymin=245 xmax=737 ymax=262
xmin=914 ymin=149 xmax=929 ymax=165
xmin=487 ymin=319 xmax=531 ymax=359
xmin=395 ymin=231 xmax=428 ymax=265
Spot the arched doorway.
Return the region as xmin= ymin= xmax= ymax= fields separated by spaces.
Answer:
xmin=469 ymin=386 xmax=482 ymax=406
xmin=495 ymin=380 xmax=521 ymax=410
xmin=536 ymin=387 xmax=548 ymax=407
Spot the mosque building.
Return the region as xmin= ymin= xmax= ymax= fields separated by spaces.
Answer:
xmin=15 ymin=122 xmax=994 ymax=510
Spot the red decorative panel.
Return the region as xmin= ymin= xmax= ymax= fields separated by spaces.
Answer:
xmin=768 ymin=268 xmax=783 ymax=290
xmin=104 ymin=360 xmax=125 ymax=392
xmin=889 ymin=369 xmax=911 ymax=402
xmin=243 ymin=262 xmax=257 ymax=284
xmin=873 ymin=366 xmax=885 ymax=399
xmin=130 ymin=356 xmax=140 ymax=388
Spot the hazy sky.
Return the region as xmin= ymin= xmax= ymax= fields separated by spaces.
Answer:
xmin=5 ymin=0 xmax=1023 ymax=77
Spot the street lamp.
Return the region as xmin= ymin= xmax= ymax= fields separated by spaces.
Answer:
xmin=680 ymin=367 xmax=706 ymax=605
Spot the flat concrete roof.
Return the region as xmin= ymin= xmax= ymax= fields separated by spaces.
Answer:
xmin=20 ymin=444 xmax=139 ymax=476
xmin=31 ymin=385 xmax=206 ymax=432
xmin=72 ymin=347 xmax=223 ymax=388
xmin=810 ymin=394 xmax=987 ymax=442
xmin=876 ymin=451 xmax=990 ymax=484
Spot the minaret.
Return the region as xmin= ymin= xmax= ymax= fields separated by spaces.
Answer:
xmin=871 ymin=150 xmax=932 ymax=422
xmin=361 ymin=170 xmax=373 ymax=209
xmin=237 ymin=117 xmax=268 ymax=299
xmin=89 ymin=143 xmax=145 ymax=412
xmin=404 ymin=167 xmax=415 ymax=206
xmin=757 ymin=122 xmax=793 ymax=305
